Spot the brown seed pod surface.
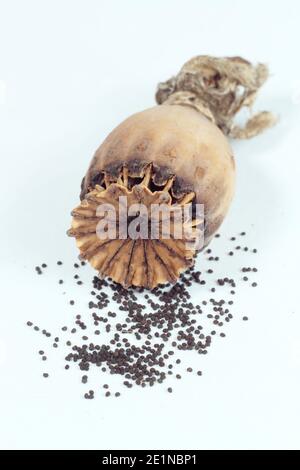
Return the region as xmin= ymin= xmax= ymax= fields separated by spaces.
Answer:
xmin=69 ymin=106 xmax=234 ymax=288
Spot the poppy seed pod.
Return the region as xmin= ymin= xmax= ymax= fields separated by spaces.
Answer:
xmin=68 ymin=55 xmax=276 ymax=289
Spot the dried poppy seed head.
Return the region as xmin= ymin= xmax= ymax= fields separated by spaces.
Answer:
xmin=69 ymin=106 xmax=235 ymax=289
xmin=68 ymin=55 xmax=275 ymax=289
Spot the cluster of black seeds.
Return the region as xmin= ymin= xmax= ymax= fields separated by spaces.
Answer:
xmin=28 ymin=232 xmax=258 ymax=399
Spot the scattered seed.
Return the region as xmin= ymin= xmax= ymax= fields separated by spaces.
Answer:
xmin=30 ymin=230 xmax=259 ymax=399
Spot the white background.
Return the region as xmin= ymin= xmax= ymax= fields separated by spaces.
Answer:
xmin=0 ymin=0 xmax=300 ymax=450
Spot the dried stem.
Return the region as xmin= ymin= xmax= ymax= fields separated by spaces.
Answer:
xmin=156 ymin=55 xmax=277 ymax=139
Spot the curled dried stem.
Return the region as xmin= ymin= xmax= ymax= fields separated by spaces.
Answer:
xmin=156 ymin=55 xmax=277 ymax=139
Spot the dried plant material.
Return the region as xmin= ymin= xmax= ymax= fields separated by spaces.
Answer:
xmin=156 ymin=55 xmax=277 ymax=138
xmin=69 ymin=54 xmax=275 ymax=288
xmin=69 ymin=171 xmax=199 ymax=288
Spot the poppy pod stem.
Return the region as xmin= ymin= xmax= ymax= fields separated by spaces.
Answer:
xmin=156 ymin=55 xmax=277 ymax=138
